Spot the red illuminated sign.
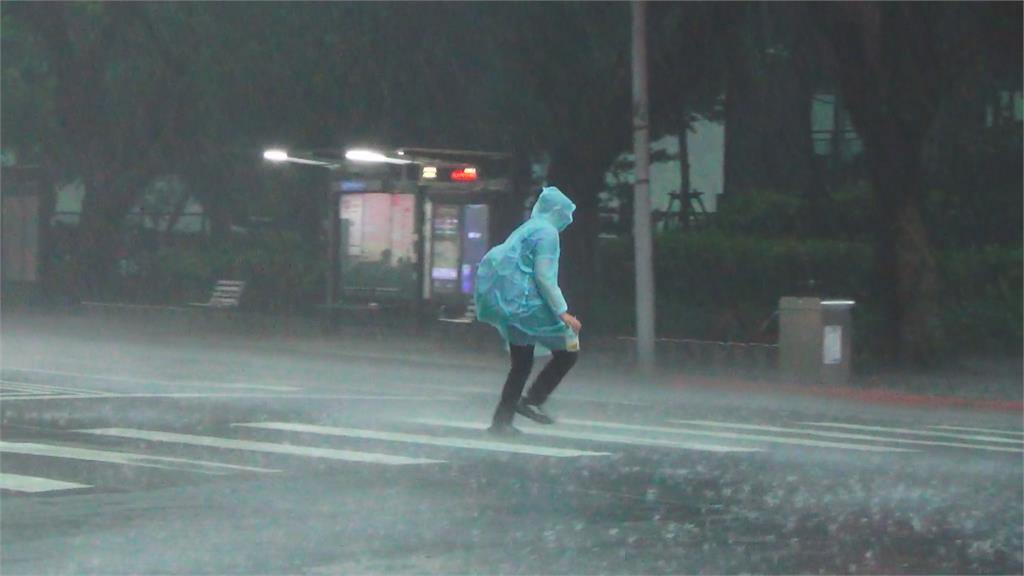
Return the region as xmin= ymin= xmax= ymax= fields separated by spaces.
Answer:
xmin=450 ymin=167 xmax=478 ymax=182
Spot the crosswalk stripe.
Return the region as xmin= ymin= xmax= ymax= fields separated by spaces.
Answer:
xmin=2 ymin=368 xmax=300 ymax=392
xmin=0 ymin=394 xmax=118 ymax=401
xmin=397 ymin=382 xmax=657 ymax=407
xmin=0 ymin=380 xmax=101 ymax=396
xmin=556 ymin=418 xmax=917 ymax=453
xmin=0 ymin=382 xmax=54 ymax=393
xmin=76 ymin=428 xmax=444 ymax=466
xmin=410 ymin=419 xmax=761 ymax=453
xmin=234 ymin=422 xmax=612 ymax=458
xmin=673 ymin=420 xmax=1023 ymax=453
xmin=796 ymin=421 xmax=1024 ymax=446
xmin=0 ymin=473 xmax=90 ymax=493
xmin=0 ymin=383 xmax=49 ymax=394
xmin=0 ymin=393 xmax=454 ymax=402
xmin=928 ymin=425 xmax=1024 ymax=436
xmin=0 ymin=441 xmax=279 ymax=475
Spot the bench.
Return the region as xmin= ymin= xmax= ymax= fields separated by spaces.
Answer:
xmin=437 ymin=301 xmax=477 ymax=325
xmin=341 ymin=286 xmax=401 ymax=304
xmin=189 ymin=280 xmax=246 ymax=309
xmin=435 ymin=302 xmax=495 ymax=352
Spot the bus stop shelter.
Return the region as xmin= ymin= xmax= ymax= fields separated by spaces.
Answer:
xmin=265 ymin=146 xmax=520 ymax=326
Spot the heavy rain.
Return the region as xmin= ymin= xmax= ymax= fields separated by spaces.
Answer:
xmin=1 ymin=2 xmax=1021 ymax=575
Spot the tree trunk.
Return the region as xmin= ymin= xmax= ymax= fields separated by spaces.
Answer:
xmin=830 ymin=91 xmax=846 ymax=186
xmin=191 ymin=158 xmax=234 ymax=243
xmin=723 ymin=4 xmax=813 ymax=203
xmin=789 ymin=69 xmax=826 ymax=235
xmin=816 ymin=4 xmax=950 ymax=365
xmin=678 ymin=125 xmax=691 ymax=229
xmin=162 ymin=188 xmax=192 ymax=248
xmin=73 ymin=177 xmax=122 ymax=302
xmin=493 ymin=148 xmax=532 ymax=240
xmin=546 ymin=143 xmax=613 ymax=324
xmin=72 ymin=167 xmax=157 ymax=303
xmin=721 ymin=32 xmax=750 ymax=202
xmin=869 ymin=136 xmax=941 ymax=363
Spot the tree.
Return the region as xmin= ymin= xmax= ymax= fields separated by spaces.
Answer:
xmin=4 ymin=3 xmax=195 ymax=299
xmin=718 ymin=3 xmax=824 ymax=211
xmin=485 ymin=3 xmax=633 ymax=319
xmin=813 ymin=2 xmax=1020 ymax=363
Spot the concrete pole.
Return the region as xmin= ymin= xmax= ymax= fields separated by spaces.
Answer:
xmin=326 ymin=188 xmax=339 ymax=308
xmin=632 ymin=0 xmax=656 ymax=373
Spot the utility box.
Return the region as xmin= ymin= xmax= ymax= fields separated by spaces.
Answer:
xmin=778 ymin=297 xmax=855 ymax=385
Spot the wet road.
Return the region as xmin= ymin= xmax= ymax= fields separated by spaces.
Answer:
xmin=2 ymin=316 xmax=1021 ymax=574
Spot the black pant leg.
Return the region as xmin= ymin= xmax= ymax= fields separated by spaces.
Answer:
xmin=492 ymin=344 xmax=535 ymax=426
xmin=525 ymin=350 xmax=578 ymax=406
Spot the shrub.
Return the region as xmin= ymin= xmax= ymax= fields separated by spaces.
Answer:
xmin=713 ymin=190 xmax=804 ymax=237
xmin=139 ymin=232 xmax=324 ymax=314
xmin=593 ymin=231 xmax=1021 ymax=357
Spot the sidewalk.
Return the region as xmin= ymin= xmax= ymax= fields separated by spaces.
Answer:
xmin=166 ymin=317 xmax=1024 ymax=413
xmin=672 ymin=372 xmax=1023 ymax=413
xmin=5 ymin=307 xmax=1021 ymax=413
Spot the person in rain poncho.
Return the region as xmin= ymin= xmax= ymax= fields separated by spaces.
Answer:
xmin=475 ymin=186 xmax=582 ymax=436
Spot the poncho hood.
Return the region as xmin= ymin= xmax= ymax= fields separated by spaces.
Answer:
xmin=531 ymin=186 xmax=576 ymax=232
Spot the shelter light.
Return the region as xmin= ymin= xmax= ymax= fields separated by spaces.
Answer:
xmin=263 ymin=149 xmax=289 ymax=162
xmin=345 ymin=149 xmax=410 ymax=164
xmin=345 ymin=149 xmax=389 ymax=163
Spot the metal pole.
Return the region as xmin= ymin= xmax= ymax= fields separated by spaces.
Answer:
xmin=632 ymin=0 xmax=656 ymax=374
xmin=414 ymin=184 xmax=426 ymax=329
xmin=326 ymin=188 xmax=339 ymax=308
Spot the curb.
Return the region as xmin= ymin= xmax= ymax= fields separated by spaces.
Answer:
xmin=674 ymin=376 xmax=1023 ymax=413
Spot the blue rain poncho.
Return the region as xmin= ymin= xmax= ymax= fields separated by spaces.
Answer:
xmin=475 ymin=186 xmax=577 ymax=350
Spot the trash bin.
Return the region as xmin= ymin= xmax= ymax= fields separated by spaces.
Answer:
xmin=778 ymin=297 xmax=855 ymax=385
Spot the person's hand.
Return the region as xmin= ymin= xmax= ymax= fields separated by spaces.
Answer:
xmin=560 ymin=312 xmax=582 ymax=334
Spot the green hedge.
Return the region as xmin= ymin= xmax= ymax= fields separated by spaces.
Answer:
xmin=937 ymin=245 xmax=1023 ymax=353
xmin=593 ymin=231 xmax=1022 ymax=356
xmin=138 ymin=232 xmax=325 ymax=315
xmin=116 ymin=227 xmax=1022 ymax=358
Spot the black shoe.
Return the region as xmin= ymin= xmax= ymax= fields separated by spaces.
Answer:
xmin=515 ymin=400 xmax=555 ymax=425
xmin=487 ymin=422 xmax=522 ymax=437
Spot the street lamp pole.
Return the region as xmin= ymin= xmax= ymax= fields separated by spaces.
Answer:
xmin=326 ymin=184 xmax=339 ymax=310
xmin=632 ymin=0 xmax=656 ymax=374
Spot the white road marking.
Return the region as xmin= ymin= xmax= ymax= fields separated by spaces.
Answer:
xmin=0 ymin=473 xmax=89 ymax=493
xmin=410 ymin=418 xmax=761 ymax=453
xmin=555 ymin=418 xmax=918 ymax=453
xmin=376 ymin=381 xmax=655 ymax=407
xmin=1 ymin=395 xmax=115 ymax=401
xmin=672 ymin=420 xmax=1023 ymax=453
xmin=795 ymin=421 xmax=1024 ymax=446
xmin=0 ymin=393 xmax=455 ymax=401
xmin=235 ymin=422 xmax=612 ymax=458
xmin=0 ymin=441 xmax=278 ymax=475
xmin=0 ymin=380 xmax=108 ymax=396
xmin=929 ymin=424 xmax=1024 ymax=436
xmin=1 ymin=368 xmax=300 ymax=391
xmin=0 ymin=382 xmax=54 ymax=394
xmin=76 ymin=428 xmax=444 ymax=466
